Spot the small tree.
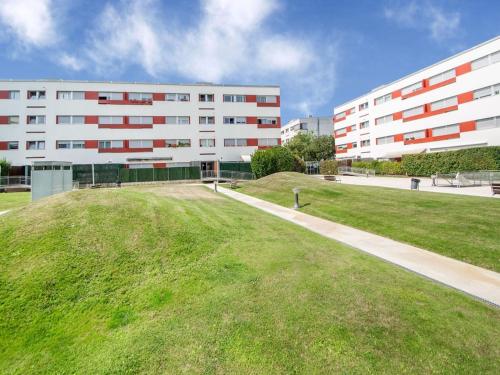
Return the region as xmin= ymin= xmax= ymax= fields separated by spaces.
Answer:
xmin=286 ymin=133 xmax=335 ymax=161
xmin=319 ymin=160 xmax=338 ymax=175
xmin=0 ymin=158 xmax=10 ymax=176
xmin=251 ymin=147 xmax=296 ymax=178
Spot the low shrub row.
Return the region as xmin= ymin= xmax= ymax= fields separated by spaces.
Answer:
xmin=351 ymin=160 xmax=404 ymax=175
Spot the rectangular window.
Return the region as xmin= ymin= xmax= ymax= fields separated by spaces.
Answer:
xmin=359 ymin=121 xmax=369 ymax=129
xmin=223 ymin=95 xmax=246 ymax=102
xmin=375 ymin=114 xmax=393 ymax=125
xmin=352 ymin=142 xmax=357 ymax=148
xmin=337 ymin=144 xmax=347 ymax=150
xmin=430 ymin=96 xmax=458 ymax=111
xmin=56 ymin=140 xmax=71 ymax=149
xmin=360 ymin=139 xmax=370 ymax=147
xmin=99 ymin=116 xmax=124 ymax=124
xmin=8 ymin=141 xmax=19 ymax=150
xmin=166 ymin=139 xmax=191 ymax=147
xmin=129 ymin=140 xmax=153 ymax=148
xmin=58 ymin=115 xmax=85 ymax=124
xmin=257 ymin=117 xmax=277 ymax=125
xmin=199 ymin=94 xmax=214 ymax=102
xmin=27 ymin=115 xmax=45 ymax=125
xmin=335 ymin=128 xmax=347 ymax=137
xmin=57 ymin=91 xmax=84 ymax=100
xmin=166 ymin=116 xmax=190 ymax=124
xmin=72 ymin=140 xmax=84 ymax=149
xmin=359 ymin=102 xmax=368 ymax=111
xmin=199 ymin=116 xmax=215 ymax=125
xmin=403 ymin=105 xmax=425 ymax=118
xmin=471 ymin=50 xmax=500 ymax=70
xmin=166 ymin=93 xmax=190 ymax=101
xmin=8 ymin=91 xmax=20 ymax=99
xmin=432 ymin=124 xmax=459 ymax=136
xmin=128 ymin=116 xmax=153 ymax=125
xmin=28 ymin=90 xmax=46 ymax=100
xmin=401 ymin=81 xmax=423 ymax=95
xmin=256 ymin=95 xmax=277 ymax=103
xmin=473 ymin=84 xmax=500 ymax=100
xmin=199 ymin=139 xmax=215 ymax=147
xmin=98 ymin=92 xmax=124 ymax=100
xmin=224 ymin=139 xmax=247 ymax=147
xmin=223 ymin=116 xmax=246 ymax=124
xmin=258 ymin=138 xmax=279 ymax=146
xmin=374 ymin=93 xmax=391 ymax=105
xmin=428 ymin=69 xmax=455 ymax=86
xmin=98 ymin=140 xmax=124 ymax=149
xmin=376 ymin=136 xmax=394 ymax=145
xmin=476 ymin=117 xmax=500 ymax=131
xmin=334 ymin=111 xmax=346 ymax=120
xmin=403 ymin=130 xmax=426 ymax=141
xmin=8 ymin=116 xmax=19 ymax=124
xmin=27 ymin=141 xmax=45 ymax=150
xmin=128 ymin=92 xmax=152 ymax=101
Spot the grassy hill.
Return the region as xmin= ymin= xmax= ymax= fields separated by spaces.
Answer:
xmin=0 ymin=192 xmax=30 ymax=211
xmin=237 ymin=172 xmax=500 ymax=272
xmin=0 ymin=185 xmax=499 ymax=374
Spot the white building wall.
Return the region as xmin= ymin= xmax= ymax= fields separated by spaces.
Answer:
xmin=281 ymin=116 xmax=333 ymax=144
xmin=0 ymin=81 xmax=280 ymax=166
xmin=333 ymin=36 xmax=500 ymax=160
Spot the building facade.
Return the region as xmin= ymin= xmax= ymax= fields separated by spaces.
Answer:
xmin=281 ymin=116 xmax=332 ymax=144
xmin=333 ymin=36 xmax=500 ymax=160
xmin=0 ymin=81 xmax=281 ymax=171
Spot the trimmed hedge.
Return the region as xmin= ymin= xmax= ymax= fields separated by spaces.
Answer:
xmin=251 ymin=147 xmax=298 ymax=178
xmin=319 ymin=160 xmax=338 ymax=175
xmin=401 ymin=146 xmax=500 ymax=176
xmin=352 ymin=160 xmax=403 ymax=175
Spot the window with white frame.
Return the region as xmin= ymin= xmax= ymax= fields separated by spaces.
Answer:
xmin=166 ymin=139 xmax=191 ymax=147
xmin=403 ymin=105 xmax=425 ymax=118
xmin=129 ymin=140 xmax=153 ymax=148
xmin=375 ymin=114 xmax=393 ymax=125
xmin=223 ymin=95 xmax=246 ymax=102
xmin=376 ymin=135 xmax=394 ymax=145
xmin=98 ymin=92 xmax=124 ymax=100
xmin=428 ymin=69 xmax=455 ymax=86
xmin=473 ymin=83 xmax=500 ymax=100
xmin=8 ymin=116 xmax=19 ymax=124
xmin=401 ymin=81 xmax=423 ymax=95
xmin=27 ymin=140 xmax=45 ymax=150
xmin=403 ymin=130 xmax=426 ymax=141
xmin=471 ymin=50 xmax=500 ymax=70
xmin=257 ymin=117 xmax=277 ymax=125
xmin=8 ymin=141 xmax=19 ymax=150
xmin=98 ymin=140 xmax=124 ymax=149
xmin=359 ymin=102 xmax=368 ymax=111
xmin=224 ymin=138 xmax=248 ymax=147
xmin=476 ymin=116 xmax=500 ymax=131
xmin=57 ymin=91 xmax=84 ymax=100
xmin=430 ymin=96 xmax=457 ymax=111
xmin=99 ymin=116 xmax=123 ymax=124
xmin=27 ymin=115 xmax=45 ymax=125
xmin=128 ymin=92 xmax=152 ymax=101
xmin=166 ymin=116 xmax=190 ymax=124
xmin=166 ymin=93 xmax=190 ymax=102
xmin=337 ymin=144 xmax=347 ymax=150
xmin=432 ymin=124 xmax=459 ymax=136
xmin=223 ymin=116 xmax=247 ymax=124
xmin=375 ymin=93 xmax=392 ymax=105
xmin=199 ymin=139 xmax=215 ymax=147
xmin=256 ymin=95 xmax=277 ymax=103
xmin=199 ymin=116 xmax=215 ymax=125
xmin=199 ymin=94 xmax=214 ymax=102
xmin=335 ymin=127 xmax=347 ymax=136
xmin=8 ymin=91 xmax=20 ymax=99
xmin=258 ymin=138 xmax=279 ymax=146
xmin=334 ymin=111 xmax=346 ymax=120
xmin=359 ymin=121 xmax=369 ymax=129
xmin=28 ymin=90 xmax=46 ymax=100
xmin=360 ymin=139 xmax=370 ymax=147
xmin=58 ymin=115 xmax=85 ymax=124
xmin=128 ymin=116 xmax=153 ymax=125
xmin=56 ymin=140 xmax=84 ymax=149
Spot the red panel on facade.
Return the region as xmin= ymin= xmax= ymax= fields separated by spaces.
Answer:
xmin=153 ymin=139 xmax=166 ymax=148
xmin=336 ymin=148 xmax=348 ymax=154
xmin=246 ymin=116 xmax=258 ymax=124
xmin=152 ymin=93 xmax=165 ymax=101
xmin=459 ymin=121 xmax=476 ymax=132
xmin=85 ymin=140 xmax=98 ymax=149
xmin=457 ymin=91 xmax=473 ymax=104
xmin=246 ymin=95 xmax=257 ymax=102
xmin=85 ymin=116 xmax=98 ymax=124
xmin=257 ymin=124 xmax=280 ymax=128
xmin=401 ymin=78 xmax=456 ymax=100
xmin=257 ymin=96 xmax=281 ymax=107
xmin=333 ymin=117 xmax=346 ymax=123
xmin=394 ymin=134 xmax=404 ymax=142
xmin=403 ymin=105 xmax=458 ymax=122
xmin=98 ymin=124 xmax=153 ymax=129
xmin=404 ymin=132 xmax=460 ymax=145
xmin=0 ymin=91 xmax=9 ymax=99
xmin=247 ymin=138 xmax=258 ymax=146
xmin=455 ymin=62 xmax=472 ymax=76
xmin=393 ymin=112 xmax=403 ymax=121
xmin=153 ymin=163 xmax=167 ymax=168
xmin=0 ymin=116 xmax=9 ymax=124
xmin=0 ymin=142 xmax=8 ymax=150
xmin=98 ymin=148 xmax=154 ymax=153
xmin=392 ymin=90 xmax=402 ymax=99
xmin=85 ymin=91 xmax=99 ymax=100
xmin=153 ymin=116 xmax=166 ymax=124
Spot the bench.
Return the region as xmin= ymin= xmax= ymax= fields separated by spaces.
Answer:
xmin=324 ymin=175 xmax=341 ymax=183
xmin=492 ymin=183 xmax=500 ymax=195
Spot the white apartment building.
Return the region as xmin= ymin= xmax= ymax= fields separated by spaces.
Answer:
xmin=333 ymin=36 xmax=500 ymax=160
xmin=0 ymin=81 xmax=281 ymax=171
xmin=281 ymin=116 xmax=333 ymax=144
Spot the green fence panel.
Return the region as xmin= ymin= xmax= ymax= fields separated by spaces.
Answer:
xmin=220 ymin=162 xmax=252 ymax=173
xmin=118 ymin=166 xmax=200 ymax=183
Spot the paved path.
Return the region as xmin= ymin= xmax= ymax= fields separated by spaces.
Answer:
xmin=209 ymin=184 xmax=500 ymax=306
xmin=314 ymin=175 xmax=498 ymax=198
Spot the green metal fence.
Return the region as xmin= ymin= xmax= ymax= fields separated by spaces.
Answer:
xmin=219 ymin=162 xmax=252 ymax=173
xmin=119 ymin=167 xmax=201 ymax=183
xmin=73 ymin=164 xmax=122 ymax=185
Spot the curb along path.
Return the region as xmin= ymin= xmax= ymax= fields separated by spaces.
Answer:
xmin=209 ymin=184 xmax=500 ymax=306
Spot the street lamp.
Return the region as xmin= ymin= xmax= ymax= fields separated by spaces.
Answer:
xmin=293 ymin=187 xmax=300 ymax=209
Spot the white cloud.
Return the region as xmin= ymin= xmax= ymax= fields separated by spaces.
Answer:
xmin=59 ymin=53 xmax=85 ymax=71
xmin=384 ymin=1 xmax=461 ymax=42
xmin=0 ymin=0 xmax=58 ymax=48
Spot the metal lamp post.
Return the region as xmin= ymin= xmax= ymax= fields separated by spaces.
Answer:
xmin=293 ymin=187 xmax=300 ymax=209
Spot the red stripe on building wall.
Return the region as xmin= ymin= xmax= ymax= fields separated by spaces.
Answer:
xmin=0 ymin=116 xmax=9 ymax=124
xmin=85 ymin=140 xmax=98 ymax=148
xmin=455 ymin=62 xmax=472 ymax=76
xmin=402 ymin=105 xmax=458 ymax=122
xmin=246 ymin=116 xmax=257 ymax=124
xmin=392 ymin=89 xmax=402 ymax=99
xmin=153 ymin=116 xmax=165 ymax=124
xmin=98 ymin=124 xmax=153 ymax=129
xmin=401 ymin=78 xmax=456 ymax=100
xmin=404 ymin=132 xmax=460 ymax=145
xmin=247 ymin=138 xmax=258 ymax=146
xmin=85 ymin=116 xmax=98 ymax=124
xmin=153 ymin=163 xmax=167 ymax=168
xmin=457 ymin=91 xmax=473 ymax=104
xmin=98 ymin=147 xmax=154 ymax=153
xmin=0 ymin=91 xmax=9 ymax=99
xmin=246 ymin=95 xmax=257 ymax=103
xmin=393 ymin=112 xmax=403 ymax=121
xmin=153 ymin=139 xmax=166 ymax=148
xmin=85 ymin=91 xmax=99 ymax=100
xmin=459 ymin=121 xmax=476 ymax=132
xmin=152 ymin=93 xmax=165 ymax=101
xmin=0 ymin=142 xmax=8 ymax=150
xmin=394 ymin=134 xmax=404 ymax=142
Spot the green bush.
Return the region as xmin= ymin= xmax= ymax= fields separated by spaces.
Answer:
xmin=351 ymin=160 xmax=404 ymax=175
xmin=293 ymin=157 xmax=306 ymax=173
xmin=319 ymin=160 xmax=338 ymax=175
xmin=0 ymin=158 xmax=11 ymax=176
xmin=401 ymin=146 xmax=500 ymax=176
xmin=251 ymin=147 xmax=296 ymax=178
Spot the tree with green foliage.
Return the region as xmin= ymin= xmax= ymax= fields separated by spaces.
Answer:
xmin=0 ymin=158 xmax=11 ymax=176
xmin=285 ymin=133 xmax=335 ymax=161
xmin=251 ymin=147 xmax=299 ymax=178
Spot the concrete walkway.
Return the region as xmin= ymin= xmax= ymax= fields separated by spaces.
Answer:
xmin=209 ymin=184 xmax=500 ymax=306
xmin=315 ymin=175 xmax=498 ymax=198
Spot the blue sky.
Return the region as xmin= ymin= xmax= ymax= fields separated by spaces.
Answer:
xmin=0 ymin=0 xmax=498 ymax=122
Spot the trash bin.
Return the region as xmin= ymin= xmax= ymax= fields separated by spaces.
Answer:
xmin=411 ymin=178 xmax=420 ymax=190
xmin=431 ymin=174 xmax=436 ymax=186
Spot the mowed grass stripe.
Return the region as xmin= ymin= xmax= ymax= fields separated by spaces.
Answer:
xmin=0 ymin=185 xmax=498 ymax=374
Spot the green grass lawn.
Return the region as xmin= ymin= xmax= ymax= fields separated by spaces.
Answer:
xmin=0 ymin=185 xmax=499 ymax=374
xmin=0 ymin=192 xmax=30 ymax=211
xmin=237 ymin=172 xmax=500 ymax=272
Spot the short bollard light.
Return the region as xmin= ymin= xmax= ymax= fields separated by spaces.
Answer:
xmin=293 ymin=187 xmax=300 ymax=209
xmin=214 ymin=181 xmax=218 ymax=192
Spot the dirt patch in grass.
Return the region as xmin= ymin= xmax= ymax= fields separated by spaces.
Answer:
xmin=129 ymin=184 xmax=223 ymax=200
